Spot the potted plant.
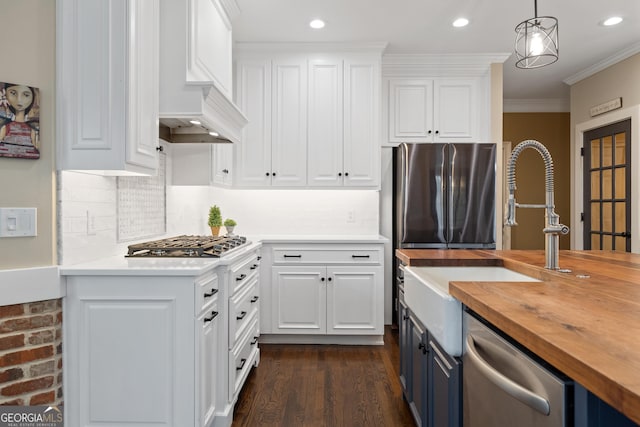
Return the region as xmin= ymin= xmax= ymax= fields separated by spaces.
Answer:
xmin=208 ymin=205 xmax=222 ymax=236
xmin=224 ymin=218 xmax=237 ymax=235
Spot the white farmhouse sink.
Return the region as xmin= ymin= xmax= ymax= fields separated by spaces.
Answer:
xmin=403 ymin=266 xmax=540 ymax=357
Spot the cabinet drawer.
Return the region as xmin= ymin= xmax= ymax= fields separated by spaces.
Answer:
xmin=229 ymin=252 xmax=260 ymax=295
xmin=229 ymin=315 xmax=259 ymax=399
xmin=272 ymin=248 xmax=381 ymax=265
xmin=229 ymin=277 xmax=259 ymax=348
xmin=195 ymin=270 xmax=219 ymax=314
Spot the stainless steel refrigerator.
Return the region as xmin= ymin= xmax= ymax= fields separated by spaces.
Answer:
xmin=393 ymin=142 xmax=496 ymax=323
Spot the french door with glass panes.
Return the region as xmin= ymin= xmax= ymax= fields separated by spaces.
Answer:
xmin=583 ymin=119 xmax=631 ymax=251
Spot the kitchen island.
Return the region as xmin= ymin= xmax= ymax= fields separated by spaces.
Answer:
xmin=397 ymin=249 xmax=640 ymax=426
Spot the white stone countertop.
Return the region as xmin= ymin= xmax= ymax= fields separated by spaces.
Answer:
xmin=251 ymin=234 xmax=389 ymax=244
xmin=59 ymin=241 xmax=261 ymax=276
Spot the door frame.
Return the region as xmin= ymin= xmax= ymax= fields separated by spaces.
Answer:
xmin=573 ymin=105 xmax=640 ymax=253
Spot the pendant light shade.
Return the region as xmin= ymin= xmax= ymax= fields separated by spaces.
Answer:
xmin=514 ymin=0 xmax=558 ymax=69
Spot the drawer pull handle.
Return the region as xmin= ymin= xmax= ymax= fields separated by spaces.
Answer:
xmin=257 ymin=256 xmax=262 ymax=261
xmin=236 ymin=358 xmax=247 ymax=371
xmin=204 ymin=311 xmax=218 ymax=323
xmin=284 ymin=254 xmax=301 ymax=258
xmin=250 ymin=337 xmax=258 ymax=345
xmin=236 ymin=311 xmax=247 ymax=320
xmin=250 ymin=296 xmax=259 ymax=303
xmin=352 ymin=255 xmax=370 ymax=259
xmin=204 ymin=288 xmax=218 ymax=298
xmin=250 ymin=264 xmax=258 ymax=270
xmin=236 ymin=274 xmax=247 ymax=281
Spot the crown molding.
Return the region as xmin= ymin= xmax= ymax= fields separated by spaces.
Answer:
xmin=563 ymin=41 xmax=640 ymax=85
xmin=503 ymin=98 xmax=570 ymax=113
xmin=219 ymin=0 xmax=240 ymax=21
xmin=382 ymin=53 xmax=511 ymax=77
xmin=234 ymin=42 xmax=388 ymax=55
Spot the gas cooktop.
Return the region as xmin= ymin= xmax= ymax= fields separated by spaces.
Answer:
xmin=126 ymin=235 xmax=248 ymax=258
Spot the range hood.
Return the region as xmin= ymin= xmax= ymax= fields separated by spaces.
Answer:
xmin=158 ymin=0 xmax=247 ymax=144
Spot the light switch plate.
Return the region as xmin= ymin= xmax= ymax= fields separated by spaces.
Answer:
xmin=0 ymin=208 xmax=37 ymax=237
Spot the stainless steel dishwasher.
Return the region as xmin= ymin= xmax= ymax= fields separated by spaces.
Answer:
xmin=463 ymin=311 xmax=572 ymax=427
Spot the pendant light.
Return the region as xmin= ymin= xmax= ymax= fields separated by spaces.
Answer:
xmin=514 ymin=0 xmax=559 ymax=69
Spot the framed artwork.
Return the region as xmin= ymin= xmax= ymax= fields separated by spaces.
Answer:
xmin=0 ymin=81 xmax=40 ymax=159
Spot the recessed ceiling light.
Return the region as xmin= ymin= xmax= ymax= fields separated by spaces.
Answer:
xmin=309 ymin=19 xmax=325 ymax=29
xmin=209 ymin=131 xmax=219 ymax=137
xmin=189 ymin=120 xmax=201 ymax=125
xmin=602 ymin=16 xmax=623 ymax=26
xmin=452 ymin=18 xmax=469 ymax=28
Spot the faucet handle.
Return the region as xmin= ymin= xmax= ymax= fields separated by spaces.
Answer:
xmin=544 ymin=224 xmax=570 ymax=235
xmin=505 ymin=197 xmax=517 ymax=227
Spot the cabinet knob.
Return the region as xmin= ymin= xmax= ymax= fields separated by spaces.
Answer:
xmin=328 ymin=277 xmax=333 ymax=282
xmin=321 ymin=277 xmax=325 ymax=282
xmin=223 ymin=169 xmax=229 ymax=174
xmin=250 ymin=296 xmax=259 ymax=303
xmin=435 ymin=130 xmax=439 ymax=134
xmin=156 ymin=145 xmax=164 ymax=152
xmin=338 ymin=172 xmax=342 ymax=177
xmin=236 ymin=310 xmax=247 ymax=320
xmin=345 ymin=172 xmax=349 ymax=177
xmin=428 ymin=130 xmax=432 ymax=135
xmin=272 ymin=172 xmax=276 ymax=176
xmin=265 ymin=172 xmax=270 ymax=176
xmin=403 ymin=314 xmax=410 ymax=320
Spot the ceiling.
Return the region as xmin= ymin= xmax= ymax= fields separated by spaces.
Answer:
xmin=232 ymin=0 xmax=640 ymax=106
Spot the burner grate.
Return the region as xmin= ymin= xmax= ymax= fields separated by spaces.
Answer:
xmin=126 ymin=235 xmax=248 ymax=257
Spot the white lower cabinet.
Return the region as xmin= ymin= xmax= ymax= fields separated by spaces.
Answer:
xmin=262 ymin=242 xmax=384 ymax=342
xmin=64 ymin=270 xmax=220 ymax=427
xmin=272 ymin=265 xmax=381 ymax=334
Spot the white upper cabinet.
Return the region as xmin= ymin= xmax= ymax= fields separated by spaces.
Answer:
xmin=234 ymin=44 xmax=385 ymax=189
xmin=388 ymin=77 xmax=480 ymax=143
xmin=307 ymin=55 xmax=381 ymax=188
xmin=212 ymin=144 xmax=234 ymax=186
xmin=57 ymin=0 xmax=159 ymax=175
xmin=234 ymin=56 xmax=307 ymax=187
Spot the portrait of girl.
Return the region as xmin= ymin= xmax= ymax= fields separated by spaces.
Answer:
xmin=0 ymin=81 xmax=40 ymax=159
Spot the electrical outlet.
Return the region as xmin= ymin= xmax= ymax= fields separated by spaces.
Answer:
xmin=347 ymin=211 xmax=356 ymax=223
xmin=87 ymin=210 xmax=97 ymax=236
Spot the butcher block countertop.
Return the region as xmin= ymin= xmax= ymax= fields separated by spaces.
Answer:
xmin=397 ymin=249 xmax=640 ymax=425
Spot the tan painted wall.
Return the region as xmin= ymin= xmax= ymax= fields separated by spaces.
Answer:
xmin=0 ymin=1 xmax=56 ymax=269
xmin=569 ymin=53 xmax=640 ymax=252
xmin=571 ymin=54 xmax=640 ymax=127
xmin=491 ymin=63 xmax=504 ymax=249
xmin=503 ymin=113 xmax=571 ymax=249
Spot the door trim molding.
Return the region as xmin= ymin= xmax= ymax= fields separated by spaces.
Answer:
xmin=573 ymin=105 xmax=640 ymax=252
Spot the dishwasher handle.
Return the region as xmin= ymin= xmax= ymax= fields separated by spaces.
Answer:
xmin=466 ymin=335 xmax=550 ymax=416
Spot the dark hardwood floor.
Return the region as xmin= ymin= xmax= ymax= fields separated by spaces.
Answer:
xmin=232 ymin=326 xmax=415 ymax=427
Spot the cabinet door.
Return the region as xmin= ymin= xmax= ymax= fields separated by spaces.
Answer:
xmin=235 ymin=58 xmax=272 ymax=186
xmin=307 ymin=57 xmax=343 ymax=187
xmin=410 ymin=315 xmax=429 ymax=427
xmin=198 ymin=305 xmax=218 ymax=427
xmin=326 ymin=266 xmax=382 ymax=335
xmin=429 ymin=337 xmax=461 ymax=427
xmin=433 ymin=79 xmax=478 ymax=142
xmin=58 ymin=0 xmax=159 ymax=174
xmin=126 ymin=0 xmax=160 ymax=172
xmin=211 ymin=143 xmax=233 ymax=186
xmin=399 ymin=292 xmax=411 ymax=396
xmin=343 ymin=58 xmax=380 ymax=187
xmin=271 ymin=57 xmax=308 ymax=186
xmin=272 ymin=266 xmax=325 ymax=334
xmin=389 ymin=79 xmax=434 ymax=143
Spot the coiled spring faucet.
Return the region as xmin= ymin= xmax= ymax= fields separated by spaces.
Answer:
xmin=505 ymin=139 xmax=569 ymax=270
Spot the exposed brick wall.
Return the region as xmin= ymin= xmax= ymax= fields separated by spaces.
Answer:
xmin=0 ymin=300 xmax=63 ymax=406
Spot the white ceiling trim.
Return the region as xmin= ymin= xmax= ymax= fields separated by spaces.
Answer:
xmin=563 ymin=41 xmax=640 ymax=86
xmin=503 ymin=98 xmax=570 ymax=113
xmin=234 ymin=42 xmax=389 ymax=54
xmin=382 ymin=53 xmax=511 ymax=77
